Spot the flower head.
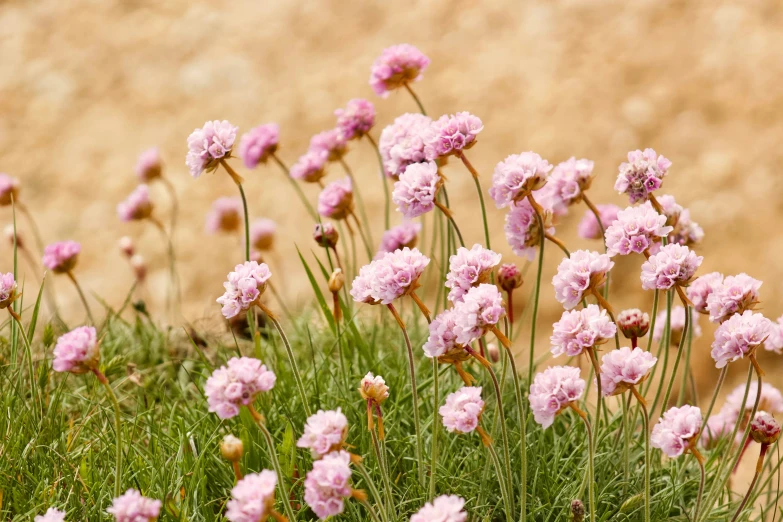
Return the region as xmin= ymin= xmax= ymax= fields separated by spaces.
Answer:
xmin=220 ymin=434 xmax=244 ymax=462
xmin=489 ymin=152 xmax=553 ymax=208
xmin=546 ymin=157 xmax=595 ymax=213
xmin=0 ymin=272 xmax=18 ymax=309
xmin=297 ymin=408 xmax=349 ymax=458
xmin=687 ymin=272 xmax=724 ymax=315
xmin=578 ymin=204 xmax=620 ymax=240
xmin=600 ymin=346 xmax=657 ymax=396
xmin=359 ymin=373 xmax=389 ymax=404
xmin=640 ymin=244 xmax=702 ymax=291
xmin=765 ymin=314 xmax=783 ymax=354
xmin=249 ymin=219 xmax=276 ymax=251
xmin=453 ymin=284 xmax=506 ymax=346
xmin=552 ymin=250 xmax=614 ymax=310
xmin=35 ymin=508 xmax=66 ymax=522
xmin=107 ymin=489 xmax=162 ymax=522
xmin=423 ymin=308 xmax=462 ymax=358
xmin=135 ymin=148 xmax=163 ymax=182
xmin=410 ymin=495 xmax=467 ymax=522
xmin=313 ymin=222 xmax=339 ymax=249
xmin=497 ymin=264 xmax=522 ymax=294
xmin=335 ymin=98 xmax=375 ymax=140
xmin=706 ymin=273 xmax=762 ymax=324
xmin=350 ymin=247 xmax=430 ymax=305
xmin=378 ymin=113 xmax=432 ymax=178
xmin=750 ymin=413 xmax=781 ymax=445
xmin=504 ymin=198 xmax=554 ymax=260
xmin=376 ymin=222 xmax=421 ymax=258
xmin=0 ymin=173 xmax=20 ymax=206
xmin=617 ymin=309 xmax=650 ymax=339
xmin=445 ymin=244 xmax=502 ymax=303
xmin=42 ymin=240 xmax=81 ymax=273
xmin=226 ymin=470 xmax=277 ymax=522
xmin=710 ymin=310 xmax=770 ymax=368
xmin=724 ymin=382 xmax=783 ymax=419
xmin=440 ymin=386 xmax=484 ymax=434
xmin=309 ymin=129 xmax=348 ymax=162
xmin=205 ymin=197 xmax=242 ymax=234
xmin=216 ymin=261 xmax=272 ymax=319
xmin=204 ymin=357 xmax=276 ymax=419
xmin=550 ymin=305 xmax=617 ymax=358
xmin=186 ymin=120 xmax=238 ymax=178
xmin=117 ymin=184 xmax=153 ymax=222
xmin=653 ymin=306 xmax=702 ymax=344
xmin=304 ymin=450 xmax=353 ymax=519
xmin=614 ymin=148 xmax=672 ymax=203
xmin=238 ymin=124 xmax=279 ymax=168
xmin=604 ymin=203 xmax=672 ymax=256
xmin=290 ymin=149 xmax=328 ymax=183
xmin=657 ymin=195 xmax=704 ymax=247
xmin=392 ymin=161 xmax=442 ymax=218
xmin=369 ymin=44 xmax=430 ymax=97
xmin=651 ymin=405 xmax=702 ymax=458
xmin=424 ymin=112 xmax=483 ymax=158
xmin=52 ymin=326 xmax=100 ymax=374
xmin=318 ymin=177 xmax=354 ymax=219
xmin=529 ymin=366 xmax=586 ymax=428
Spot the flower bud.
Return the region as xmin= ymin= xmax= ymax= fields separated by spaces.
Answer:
xmin=220 ymin=434 xmax=244 ymax=462
xmin=313 ymin=222 xmax=339 ymax=249
xmin=571 ymin=499 xmax=585 ymax=522
xmin=328 ymin=268 xmax=345 ymax=293
xmin=3 ymin=224 xmax=22 ymax=249
xmin=750 ymin=412 xmax=781 ymax=445
xmin=617 ymin=308 xmax=650 ymax=339
xmin=118 ymin=236 xmax=135 ymax=258
xmin=130 ymin=254 xmax=147 ymax=282
xmin=497 ymin=263 xmax=523 ymax=293
xmin=487 ymin=342 xmax=500 ymax=363
xmin=359 ymin=372 xmax=389 ymax=404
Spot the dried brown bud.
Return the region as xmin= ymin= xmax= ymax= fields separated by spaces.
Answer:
xmin=314 ymin=222 xmax=339 ymax=249
xmin=328 ymin=268 xmax=345 ymax=293
xmin=220 ymin=434 xmax=244 ymax=462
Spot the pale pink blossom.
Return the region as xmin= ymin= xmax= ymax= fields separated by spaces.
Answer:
xmin=335 ymin=99 xmax=375 ymax=140
xmin=765 ymin=314 xmax=783 ymax=354
xmin=378 ymin=113 xmax=432 ymax=178
xmin=617 ymin=309 xmax=650 ymax=339
xmin=600 ymin=346 xmax=657 ymax=396
xmin=604 ymin=203 xmax=672 ymax=257
xmin=35 ymin=508 xmax=66 ymax=522
xmin=653 ymin=306 xmax=702 ymax=343
xmin=204 ymin=357 xmax=276 ymax=419
xmin=352 ymin=247 xmax=430 ymax=305
xmin=186 ymin=120 xmax=238 ymax=178
xmin=290 ymin=149 xmax=328 ymax=183
xmin=304 ymin=450 xmax=353 ymax=519
xmin=0 ymin=173 xmax=20 ymax=206
xmin=552 ymin=250 xmax=614 ymax=309
xmin=687 ymin=272 xmax=724 ymax=315
xmin=529 ymin=366 xmax=586 ymax=428
xmin=640 ymin=244 xmax=702 ymax=291
xmin=135 ymin=147 xmax=163 ymax=182
xmin=453 ymin=284 xmax=506 ymax=346
xmin=445 ymin=244 xmax=502 ymax=303
xmin=550 ymin=305 xmax=617 ymax=357
xmin=424 ymin=112 xmax=483 ymax=158
xmin=489 ymin=152 xmax=553 ymax=208
xmin=392 ymin=160 xmax=442 ymax=218
xmin=118 ymin=236 xmax=134 ymax=258
xmin=410 ymin=495 xmax=467 ymax=522
xmin=376 ymin=222 xmax=421 ymax=258
xmin=439 ymin=386 xmax=484 ymax=434
xmin=710 ymin=311 xmax=770 ymax=368
xmin=657 ymin=195 xmax=704 ymax=247
xmin=297 ymin=408 xmax=349 ymax=458
xmin=117 ymin=184 xmax=153 ymax=222
xmin=205 ymin=197 xmax=242 ymax=234
xmin=52 ymin=326 xmax=99 ymax=374
xmin=0 ymin=272 xmax=17 ymax=309
xmin=369 ymin=44 xmax=430 ymax=97
xmin=249 ymin=219 xmax=276 ymax=251
xmin=423 ymin=308 xmax=461 ymax=358
xmin=238 ymin=124 xmax=279 ymax=168
xmin=578 ymin=204 xmax=620 ymax=240
xmin=546 ymin=157 xmax=595 ymax=214
xmin=107 ymin=489 xmax=162 ymax=522
xmin=318 ymin=177 xmax=354 ymax=219
xmin=226 ymin=470 xmax=277 ymax=522
xmin=651 ymin=405 xmax=702 ymax=458
xmin=42 ymin=240 xmax=81 ymax=273
xmin=359 ymin=373 xmax=389 ymax=404
xmin=504 ymin=198 xmax=554 ymax=260
xmin=216 ymin=261 xmax=273 ymax=319
xmin=309 ymin=129 xmax=348 ymax=162
xmin=706 ymin=273 xmax=762 ymax=324
xmin=349 ymin=263 xmax=378 ymax=305
xmin=724 ymin=382 xmax=783 ymax=418
xmin=614 ymin=148 xmax=672 ymax=204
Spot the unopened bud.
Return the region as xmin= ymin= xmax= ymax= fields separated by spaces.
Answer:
xmin=118 ymin=236 xmax=135 ymax=258
xmin=497 ymin=263 xmax=523 ymax=293
xmin=314 ymin=222 xmax=339 ymax=249
xmin=130 ymin=254 xmax=147 ymax=282
xmin=220 ymin=434 xmax=244 ymax=462
xmin=487 ymin=342 xmax=500 ymax=363
xmin=4 ymin=225 xmax=22 ymax=248
xmin=329 ymin=268 xmax=345 ymax=293
xmin=750 ymin=412 xmax=781 ymax=445
xmin=571 ymin=499 xmax=585 ymax=522
xmin=617 ymin=308 xmax=650 ymax=339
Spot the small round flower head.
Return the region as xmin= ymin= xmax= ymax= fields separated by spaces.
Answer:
xmin=424 ymin=112 xmax=483 ymax=158
xmin=290 ymin=149 xmax=328 ymax=183
xmin=687 ymin=272 xmax=724 ymax=315
xmin=318 ymin=177 xmax=354 ymax=219
xmin=186 ymin=120 xmax=238 ymax=178
xmin=52 ymin=326 xmax=100 ymax=374
xmin=653 ymin=306 xmax=702 ymax=344
xmin=604 ymin=202 xmax=673 ymax=257
xmin=359 ymin=373 xmax=389 ymax=404
xmin=204 ymin=357 xmax=276 ymax=419
xmin=453 ymin=284 xmax=506 ymax=346
xmin=445 ymin=244 xmax=502 ymax=303
xmin=504 ymin=195 xmax=558 ymax=262
xmin=352 ymin=247 xmax=430 ymax=305
xmin=238 ymin=124 xmax=279 ymax=169
xmin=765 ymin=314 xmax=783 ymax=354
xmin=297 ymin=408 xmax=349 ymax=458
xmin=710 ymin=310 xmax=770 ymax=368
xmin=313 ymin=222 xmax=339 ymax=249
xmin=600 ymin=346 xmax=657 ymax=396
xmin=410 ymin=495 xmax=467 ymax=522
xmin=706 ymin=273 xmax=762 ymax=324
xmin=489 ymin=152 xmax=553 ymax=208
xmin=249 ymin=218 xmax=276 ymax=251
xmin=487 ymin=342 xmax=500 ymax=363
xmin=303 ymin=450 xmax=353 ymax=519
xmin=34 ymin=508 xmax=66 ymax=522
xmin=750 ymin=412 xmax=781 ymax=445
xmin=226 ymin=470 xmax=277 ymax=522
xmin=107 ymin=489 xmax=162 ymax=522
xmin=4 ymin=224 xmax=22 ymax=248
xmin=657 ymin=195 xmax=704 ymax=246
xmin=577 ymin=204 xmax=620 ymax=240
xmin=378 ymin=113 xmax=432 ymax=177
xmin=309 ymin=129 xmax=348 ymax=162
xmin=369 ymin=44 xmax=430 ymax=97
xmin=529 ymin=366 xmax=586 ymax=428
xmin=130 ymin=254 xmax=147 ymax=282
xmin=724 ymin=382 xmax=783 ymax=418
xmin=701 ymin=411 xmax=735 ymax=447
xmin=335 ymin=98 xmax=375 ymax=140
xmin=552 ymin=250 xmax=614 ymax=310
xmin=392 ymin=161 xmax=442 ymax=218
xmin=640 ymin=243 xmax=702 ymax=291
xmin=117 ymin=184 xmax=153 ymax=222
xmin=496 ymin=264 xmax=523 ymax=294
xmin=614 ymin=148 xmax=672 ymax=204
xmin=617 ymin=309 xmax=650 ymax=339
xmin=118 ymin=236 xmax=134 ymax=258
xmin=423 ymin=308 xmax=461 ymax=358
xmin=571 ymin=500 xmax=586 ymax=520
xmin=550 ymin=304 xmax=617 ymax=358
xmin=216 ymin=261 xmax=272 ymax=319
xmin=440 ymin=386 xmax=484 ymax=434
xmin=546 ymin=157 xmax=595 ymax=213
xmin=205 ymin=197 xmax=242 ymax=234
xmin=650 ymin=405 xmax=702 ymax=458
xmin=0 ymin=173 xmax=20 ymax=206
xmin=220 ymin=434 xmax=244 ymax=462
xmin=42 ymin=240 xmax=81 ymax=273
xmin=0 ymin=272 xmax=18 ymax=309
xmin=376 ymin=222 xmax=421 ymax=258
xmin=135 ymin=147 xmax=163 ymax=182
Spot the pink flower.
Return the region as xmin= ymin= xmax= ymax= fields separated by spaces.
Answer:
xmin=445 ymin=244 xmax=502 ymax=303
xmin=42 ymin=240 xmax=81 ymax=273
xmin=135 ymin=148 xmax=163 ymax=182
xmin=350 ymin=247 xmax=430 ymax=305
xmin=604 ymin=203 xmax=672 ymax=256
xmin=724 ymin=382 xmax=783 ymax=418
xmin=453 ymin=284 xmax=506 ymax=346
xmin=617 ymin=309 xmax=650 ymax=339
xmin=710 ymin=311 xmax=770 ymax=368
xmin=550 ymin=305 xmax=617 ymax=357
xmin=117 ymin=184 xmax=153 ymax=222
xmin=706 ymin=273 xmax=762 ymax=324
xmin=290 ymin=149 xmax=328 ymax=183
xmin=392 ymin=160 xmax=442 ymax=218
xmin=423 ymin=308 xmax=461 ymax=358
xmin=376 ymin=222 xmax=421 ymax=258
xmin=186 ymin=120 xmax=238 ymax=178
xmin=504 ymin=198 xmax=554 ymax=260
xmin=653 ymin=306 xmax=702 ymax=343
xmin=640 ymin=244 xmax=702 ymax=291
xmin=238 ymin=124 xmax=279 ymax=168
xmin=657 ymin=195 xmax=704 ymax=247
xmin=765 ymin=314 xmax=783 ymax=354
xmin=410 ymin=495 xmax=467 ymax=522
xmin=378 ymin=113 xmax=432 ymax=177
xmin=439 ymin=386 xmax=484 ymax=434
xmin=34 ymin=508 xmax=66 ymax=522
xmin=297 ymin=408 xmax=349 ymax=458
xmin=552 ymin=250 xmax=614 ymax=310
xmin=546 ymin=157 xmax=595 ymax=214
xmin=497 ymin=263 xmax=523 ymax=293
xmin=249 ymin=218 xmax=276 ymax=251
xmin=600 ymin=346 xmax=657 ymax=396
xmin=335 ymin=99 xmax=375 ymax=140
xmin=204 ymin=357 xmax=276 ymax=419
xmin=369 ymin=44 xmax=430 ymax=97
xmin=424 ymin=112 xmax=483 ymax=158
xmin=0 ymin=272 xmax=17 ymax=309
xmin=226 ymin=470 xmax=277 ymax=522
xmin=651 ymin=405 xmax=702 ymax=458
xmin=687 ymin=272 xmax=724 ymax=315
xmin=614 ymin=148 xmax=672 ymax=204
xmin=750 ymin=412 xmax=781 ymax=445
xmin=578 ymin=204 xmax=620 ymax=240
xmin=52 ymin=326 xmax=99 ymax=374
xmin=489 ymin=152 xmax=553 ymax=208
xmin=318 ymin=177 xmax=354 ymax=219
xmin=360 ymin=373 xmax=389 ymax=404
xmin=107 ymin=489 xmax=162 ymax=522
xmin=205 ymin=197 xmax=242 ymax=234
xmin=529 ymin=366 xmax=586 ymax=428
xmin=216 ymin=261 xmax=272 ymax=319
xmin=304 ymin=450 xmax=353 ymax=519
xmin=309 ymin=129 xmax=348 ymax=162
xmin=0 ymin=173 xmax=20 ymax=206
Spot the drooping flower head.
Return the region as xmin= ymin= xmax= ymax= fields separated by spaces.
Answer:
xmin=577 ymin=204 xmax=620 ymax=240
xmin=117 ymin=184 xmax=153 ymax=222
xmin=497 ymin=263 xmax=523 ymax=294
xmin=706 ymin=273 xmax=762 ymax=324
xmin=504 ymin=198 xmax=554 ymax=260
xmin=359 ymin=373 xmax=389 ymax=404
xmin=34 ymin=508 xmax=66 ymax=522
xmin=750 ymin=413 xmax=781 ymax=445
xmin=410 ymin=495 xmax=467 ymax=522
xmin=226 ymin=470 xmax=278 ymax=522
xmin=600 ymin=346 xmax=657 ymax=396
xmin=313 ymin=222 xmax=339 ymax=249
xmin=552 ymin=250 xmax=614 ymax=310
xmin=309 ymin=129 xmax=348 ymax=162
xmin=489 ymin=152 xmax=553 ymax=208
xmin=424 ymin=112 xmax=483 ymax=158
xmin=369 ymin=44 xmax=430 ymax=97
xmin=651 ymin=405 xmax=702 ymax=458
xmin=216 ymin=261 xmax=273 ymax=319
xmin=249 ymin=218 xmax=276 ymax=251
xmin=107 ymin=489 xmax=162 ymax=522
xmin=440 ymin=386 xmax=484 ymax=434
xmin=653 ymin=306 xmax=702 ymax=345
xmin=453 ymin=284 xmax=506 ymax=346
xmin=0 ymin=272 xmax=18 ymax=309
xmin=52 ymin=326 xmax=100 ymax=374
xmin=205 ymin=197 xmax=242 ymax=234
xmin=640 ymin=244 xmax=702 ymax=291
xmin=445 ymin=244 xmax=502 ymax=303
xmin=335 ymin=98 xmax=375 ymax=140
xmin=204 ymin=357 xmax=276 ymax=419
xmin=765 ymin=314 xmax=783 ymax=354
xmin=529 ymin=366 xmax=586 ymax=428
xmin=297 ymin=408 xmax=349 ymax=458
xmin=614 ymin=148 xmax=672 ymax=204
xmin=135 ymin=147 xmax=163 ymax=182
xmin=550 ymin=305 xmax=617 ymax=357
xmin=238 ymin=124 xmax=279 ymax=169
xmin=290 ymin=149 xmax=328 ymax=183
xmin=604 ymin=203 xmax=672 ymax=256
xmin=617 ymin=309 xmax=650 ymax=340
xmin=376 ymin=222 xmax=421 ymax=258
xmin=186 ymin=120 xmax=238 ymax=178
xmin=318 ymin=177 xmax=354 ymax=219
xmin=687 ymin=272 xmax=724 ymax=315
xmin=0 ymin=173 xmax=20 ymax=206
xmin=392 ymin=160 xmax=442 ymax=218
xmin=546 ymin=157 xmax=595 ymax=213
xmin=304 ymin=450 xmax=353 ymax=519
xmin=378 ymin=113 xmax=432 ymax=178
xmin=42 ymin=240 xmax=81 ymax=273
xmin=350 ymin=247 xmax=430 ymax=305
xmin=710 ymin=310 xmax=770 ymax=368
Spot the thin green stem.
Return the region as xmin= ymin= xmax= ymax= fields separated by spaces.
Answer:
xmin=349 ymin=210 xmax=374 ymax=262
xmin=364 ymin=134 xmax=390 ymax=231
xmin=694 ymin=452 xmax=706 ymax=522
xmin=340 ymin=159 xmax=374 ymax=249
xmin=699 ymin=367 xmax=728 ymax=440
xmin=484 ymin=436 xmax=514 ymax=521
xmin=66 ymin=270 xmax=95 ymax=325
xmin=649 ymin=290 xmax=673 ymax=414
xmin=430 ymin=357 xmax=439 ymax=500
xmin=237 ymin=183 xmax=251 ymax=262
xmin=503 ymin=345 xmax=527 ymax=521
xmin=730 ymin=444 xmax=767 ymax=522
xmin=678 ymin=312 xmax=694 ymax=406
xmin=17 ymin=202 xmax=46 ymax=255
xmin=660 ymin=305 xmax=690 ymax=414
xmin=251 ymin=410 xmax=297 ymax=522
xmin=357 ymin=497 xmax=384 ymax=522
xmin=271 ymin=154 xmax=319 ymax=221
xmin=356 ymin=461 xmax=389 ymax=522
xmin=434 ymin=200 xmax=465 ymax=248
xmin=9 ymin=309 xmax=38 ymax=414
xmin=370 ymin=428 xmax=394 ymax=520
xmin=571 ymin=404 xmax=596 ymax=522
xmin=457 ymin=152 xmax=491 ymax=250
xmin=403 ymin=83 xmax=427 ymax=115
xmin=160 ymin=176 xmax=179 ymax=236
xmin=528 ymin=211 xmax=546 ymax=386
xmin=622 ymin=394 xmax=631 ymax=484
xmin=93 ymin=369 xmax=123 ymax=498
xmin=632 ymin=386 xmax=651 ymax=522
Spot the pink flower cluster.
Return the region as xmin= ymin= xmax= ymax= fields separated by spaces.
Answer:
xmin=710 ymin=310 xmax=770 ymax=368
xmin=238 ymin=124 xmax=279 ymax=169
xmin=290 ymin=149 xmax=328 ymax=183
xmin=350 ymin=247 xmax=430 ymax=305
xmin=52 ymin=326 xmax=100 ymax=374
xmin=304 ymin=450 xmax=353 ymax=519
xmin=546 ymin=157 xmax=595 ymax=213
xmin=335 ymin=98 xmax=375 ymax=140
xmin=369 ymin=44 xmax=430 ymax=97
xmin=204 ymin=357 xmax=276 ymax=419
xmin=216 ymin=261 xmax=273 ymax=319
xmin=706 ymin=273 xmax=762 ymax=324
xmin=604 ymin=202 xmax=672 ymax=256
xmin=0 ymin=272 xmax=17 ymax=308
xmin=423 ymin=308 xmax=461 ymax=358
xmin=392 ymin=161 xmax=442 ymax=218
xmin=410 ymin=495 xmax=467 ymax=522
xmin=0 ymin=173 xmax=20 ymax=205
xmin=107 ymin=489 xmax=162 ymax=522
xmin=376 ymin=222 xmax=421 ymax=258
xmin=550 ymin=304 xmax=617 ymax=357
xmin=600 ymin=346 xmax=657 ymax=396
xmin=297 ymin=408 xmax=348 ymax=458
xmin=309 ymin=129 xmax=348 ymax=162
xmin=577 ymin=204 xmax=620 ymax=240
xmin=504 ymin=198 xmax=554 ymax=260
xmin=614 ymin=148 xmax=672 ymax=204
xmin=226 ymin=470 xmax=277 ymax=522
xmin=424 ymin=112 xmax=483 ymax=158
xmin=439 ymin=386 xmax=484 ymax=434
xmin=186 ymin=120 xmax=238 ymax=178
xmin=445 ymin=244 xmax=502 ymax=303
xmin=205 ymin=197 xmax=242 ymax=234
xmin=135 ymin=147 xmax=163 ymax=182
xmin=452 ymin=284 xmax=506 ymax=346
xmin=318 ymin=177 xmax=353 ymax=219
xmin=687 ymin=272 xmax=724 ymax=315
xmin=34 ymin=508 xmax=66 ymax=522
xmin=378 ymin=113 xmax=432 ymax=178
xmin=249 ymin=218 xmax=276 ymax=251
xmin=653 ymin=306 xmax=702 ymax=342
xmin=42 ymin=240 xmax=81 ymax=273
xmin=529 ymin=366 xmax=586 ymax=428
xmin=117 ymin=184 xmax=153 ymax=222
xmin=489 ymin=152 xmax=553 ymax=208
xmin=650 ymin=405 xmax=702 ymax=458
xmin=552 ymin=250 xmax=614 ymax=309
xmin=765 ymin=314 xmax=783 ymax=354
xmin=640 ymin=244 xmax=702 ymax=291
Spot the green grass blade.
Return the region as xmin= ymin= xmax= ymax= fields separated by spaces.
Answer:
xmin=296 ymin=246 xmax=336 ymax=335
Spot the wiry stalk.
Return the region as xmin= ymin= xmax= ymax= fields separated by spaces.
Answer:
xmin=364 ymin=134 xmax=390 ymax=231
xmin=249 ymin=406 xmax=297 ymax=522
xmin=93 ymin=369 xmax=123 ymax=498
xmin=631 ymin=386 xmax=651 ymax=522
xmin=403 ymin=83 xmax=427 ymax=115
xmin=570 ymin=403 xmax=596 ymax=522
xmin=66 ymin=270 xmax=95 ymax=325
